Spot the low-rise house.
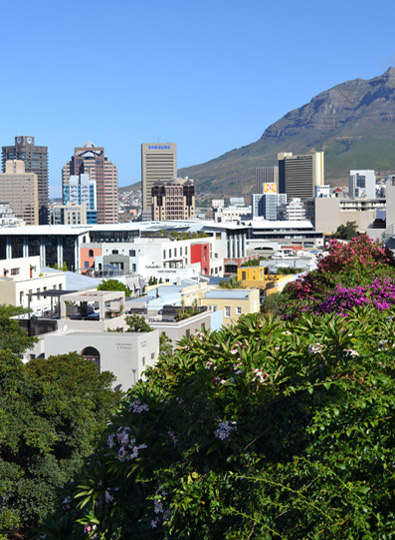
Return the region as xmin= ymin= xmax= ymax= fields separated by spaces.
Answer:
xmin=201 ymin=288 xmax=260 ymax=326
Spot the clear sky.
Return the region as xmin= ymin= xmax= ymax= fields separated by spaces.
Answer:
xmin=0 ymin=0 xmax=394 ymax=197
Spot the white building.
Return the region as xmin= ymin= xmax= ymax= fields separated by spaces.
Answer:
xmin=278 ymin=198 xmax=306 ymax=221
xmin=349 ymin=170 xmax=376 ymax=199
xmin=214 ymin=205 xmax=251 ymax=223
xmin=92 ymin=236 xmax=224 ymax=279
xmin=0 ymin=256 xmax=66 ymax=313
xmin=0 ymin=202 xmax=25 ymax=227
xmin=26 ymin=288 xmax=159 ymax=390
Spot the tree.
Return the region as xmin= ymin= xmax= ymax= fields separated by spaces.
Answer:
xmin=159 ymin=332 xmax=173 ymax=358
xmin=39 ymin=307 xmax=395 ymax=539
xmin=218 ymin=276 xmax=244 ymax=289
xmin=0 ymin=342 xmax=121 ymax=537
xmin=333 ymin=220 xmax=359 ymax=240
xmin=0 ymin=306 xmax=37 ymax=355
xmin=98 ymin=279 xmax=131 ymax=298
xmin=125 ymin=314 xmax=152 ymax=333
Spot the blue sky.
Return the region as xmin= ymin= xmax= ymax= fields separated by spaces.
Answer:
xmin=0 ymin=0 xmax=394 ymax=197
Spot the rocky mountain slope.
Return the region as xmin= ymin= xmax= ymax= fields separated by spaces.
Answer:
xmin=179 ymin=68 xmax=395 ymax=197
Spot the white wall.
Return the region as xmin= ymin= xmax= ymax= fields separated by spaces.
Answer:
xmin=29 ymin=330 xmax=159 ymax=390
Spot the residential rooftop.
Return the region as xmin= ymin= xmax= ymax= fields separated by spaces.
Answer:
xmin=204 ymin=289 xmax=255 ymax=300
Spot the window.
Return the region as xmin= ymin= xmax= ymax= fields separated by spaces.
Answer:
xmin=37 ymin=288 xmax=41 ymax=300
xmin=11 ymin=268 xmax=19 ymax=276
xmin=112 ymin=250 xmax=118 ymax=255
xmin=59 ymin=284 xmax=62 ymax=290
xmin=242 ymin=271 xmax=246 ymax=280
xmin=132 ymin=263 xmax=136 ymax=272
xmin=142 ymin=357 xmax=145 ymax=366
xmin=236 ymin=307 xmax=242 ymax=316
xmin=130 ymin=250 xmax=136 ymax=257
xmin=225 ymin=306 xmax=230 ymax=317
xmin=163 ymin=250 xmax=166 ymax=259
xmin=174 ymin=248 xmax=177 ymax=257
xmin=89 ymin=249 xmax=94 ymax=257
xmin=84 ymin=261 xmax=89 ymax=268
xmin=151 ymin=352 xmax=155 ymax=360
xmin=185 ymin=329 xmax=190 ymax=338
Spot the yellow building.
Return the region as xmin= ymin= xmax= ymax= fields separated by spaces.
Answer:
xmin=237 ymin=266 xmax=267 ymax=288
xmin=237 ymin=266 xmax=294 ymax=296
xmin=201 ymin=288 xmax=260 ymax=326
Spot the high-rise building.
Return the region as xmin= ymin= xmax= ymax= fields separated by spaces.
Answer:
xmin=62 ymin=141 xmax=118 ymax=224
xmin=63 ymin=173 xmax=97 ymax=224
xmin=0 ymin=160 xmax=38 ymax=225
xmin=349 ymin=170 xmax=376 ymax=199
xmin=2 ymin=136 xmax=48 ymax=224
xmin=152 ymin=178 xmax=195 ymax=221
xmin=256 ymin=166 xmax=279 ymax=193
xmin=141 ymin=143 xmax=177 ymax=220
xmin=278 ymin=152 xmax=324 ymax=202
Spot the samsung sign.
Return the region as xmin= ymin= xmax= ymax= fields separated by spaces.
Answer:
xmin=148 ymin=145 xmax=171 ymax=150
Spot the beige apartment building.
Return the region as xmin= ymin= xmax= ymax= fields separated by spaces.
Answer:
xmin=141 ymin=143 xmax=177 ymax=219
xmin=53 ymin=203 xmax=88 ymax=225
xmin=152 ymin=178 xmax=195 ymax=220
xmin=313 ymin=197 xmax=384 ymax=234
xmin=62 ymin=141 xmax=118 ymax=224
xmin=0 ymin=160 xmax=38 ymax=225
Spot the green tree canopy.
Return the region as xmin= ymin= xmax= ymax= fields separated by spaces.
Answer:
xmin=98 ymin=279 xmax=131 ymax=298
xmin=0 ymin=350 xmax=121 ymax=538
xmin=126 ymin=314 xmax=153 ymax=333
xmin=333 ymin=220 xmax=359 ymax=240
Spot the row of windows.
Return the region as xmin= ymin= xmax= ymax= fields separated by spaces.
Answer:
xmin=163 ymin=247 xmax=188 ymax=259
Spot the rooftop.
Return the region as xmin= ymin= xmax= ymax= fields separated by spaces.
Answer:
xmin=204 ymin=289 xmax=254 ymax=300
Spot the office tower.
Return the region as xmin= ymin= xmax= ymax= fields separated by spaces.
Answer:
xmin=152 ymin=178 xmax=195 ymax=220
xmin=252 ymin=191 xmax=287 ymax=220
xmin=256 ymin=166 xmax=279 ymax=193
xmin=62 ymin=141 xmax=118 ymax=224
xmin=2 ymin=136 xmax=48 ymax=224
xmin=349 ymin=170 xmax=376 ymax=199
xmin=63 ymin=173 xmax=97 ymax=223
xmin=278 ymin=152 xmax=324 ymax=202
xmin=0 ymin=160 xmax=38 ymax=225
xmin=141 ymin=143 xmax=177 ymax=220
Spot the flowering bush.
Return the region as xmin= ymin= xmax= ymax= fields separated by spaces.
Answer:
xmin=39 ymin=309 xmax=395 ymax=539
xmin=284 ymin=236 xmax=395 ymax=319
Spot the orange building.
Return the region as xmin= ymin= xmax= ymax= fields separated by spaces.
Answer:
xmin=80 ymin=245 xmax=102 ymax=274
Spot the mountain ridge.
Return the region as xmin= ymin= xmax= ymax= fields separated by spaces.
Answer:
xmin=178 ymin=68 xmax=395 ymax=197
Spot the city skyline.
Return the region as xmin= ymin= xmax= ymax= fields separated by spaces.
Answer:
xmin=0 ymin=0 xmax=393 ymax=198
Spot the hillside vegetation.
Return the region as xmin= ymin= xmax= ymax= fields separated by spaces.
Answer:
xmin=179 ymin=68 xmax=395 ymax=197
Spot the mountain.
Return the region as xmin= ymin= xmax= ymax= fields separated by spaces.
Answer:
xmin=179 ymin=68 xmax=395 ymax=197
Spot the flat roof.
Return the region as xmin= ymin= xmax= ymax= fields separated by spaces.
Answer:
xmin=246 ymin=220 xmax=314 ymax=229
xmin=204 ymin=289 xmax=254 ymax=300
